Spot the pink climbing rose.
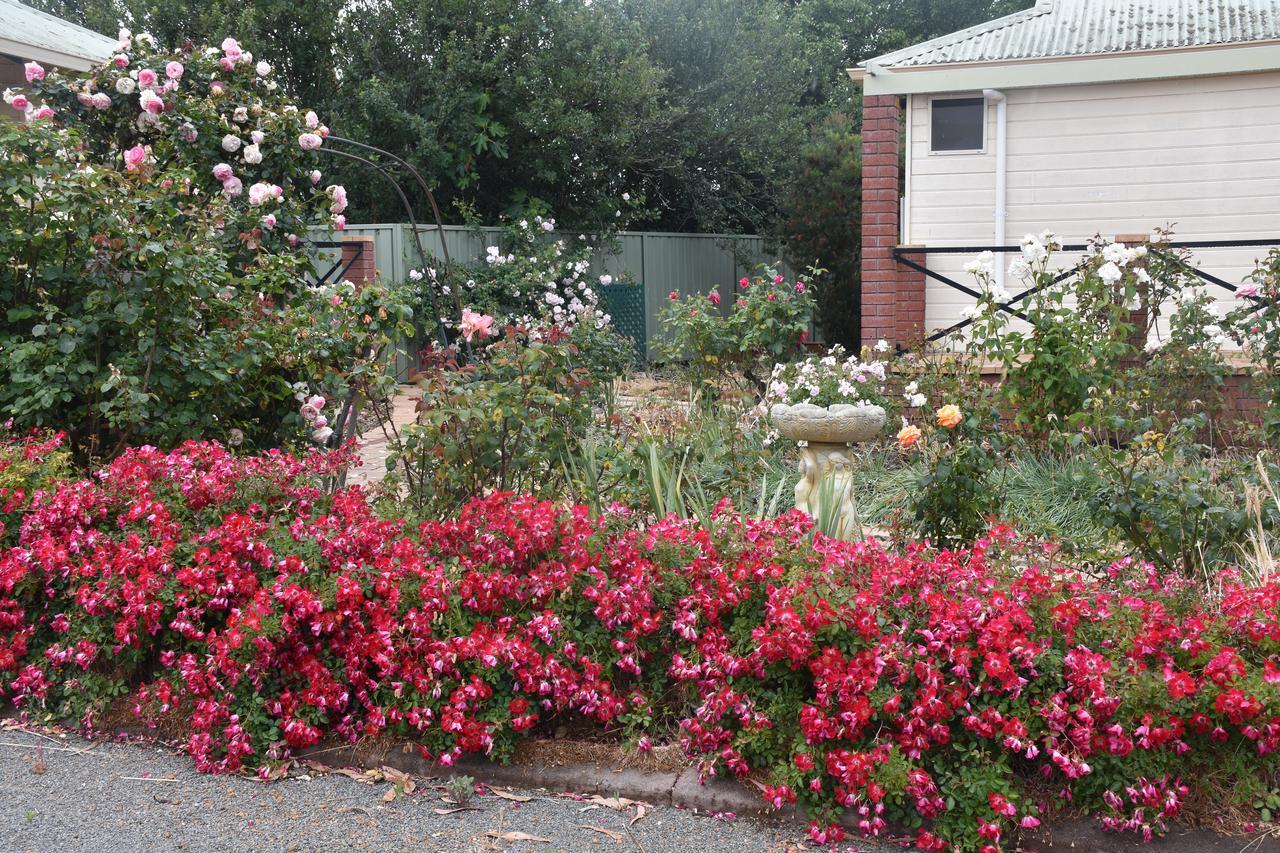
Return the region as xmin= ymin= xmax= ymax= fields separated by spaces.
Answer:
xmin=459 ymin=308 xmax=495 ymax=342
xmin=123 ymin=145 xmax=148 ymax=171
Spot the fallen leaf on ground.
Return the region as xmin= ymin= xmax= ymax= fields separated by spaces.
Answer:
xmin=382 ymin=786 xmax=398 ymax=802
xmin=630 ymin=803 xmax=648 ymax=825
xmin=579 ymin=825 xmax=623 ymax=842
xmin=585 ymin=795 xmax=643 ymax=811
xmin=484 ymin=831 xmax=551 ymax=843
xmin=487 ymin=788 xmax=533 ymax=802
xmin=433 ymin=806 xmax=481 ymax=815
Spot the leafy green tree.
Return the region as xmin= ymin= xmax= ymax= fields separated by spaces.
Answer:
xmin=776 ymin=112 xmax=862 ymax=348
xmin=333 ymin=0 xmax=667 ymax=228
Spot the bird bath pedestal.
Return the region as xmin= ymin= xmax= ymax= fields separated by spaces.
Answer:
xmin=770 ymin=402 xmax=886 ymax=540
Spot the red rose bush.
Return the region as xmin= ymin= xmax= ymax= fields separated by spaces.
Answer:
xmin=1 ymin=431 xmax=1278 ymax=850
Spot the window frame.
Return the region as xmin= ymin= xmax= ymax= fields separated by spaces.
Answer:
xmin=927 ymin=95 xmax=987 ymax=155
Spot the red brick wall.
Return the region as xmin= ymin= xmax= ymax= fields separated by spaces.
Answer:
xmin=340 ymin=236 xmax=377 ymax=289
xmin=860 ymin=94 xmax=924 ymax=350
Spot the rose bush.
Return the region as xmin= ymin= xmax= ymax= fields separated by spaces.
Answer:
xmin=656 ymin=269 xmax=814 ymax=397
xmin=2 ymin=432 xmax=1279 ymax=850
xmin=0 ymin=36 xmax=408 ymax=459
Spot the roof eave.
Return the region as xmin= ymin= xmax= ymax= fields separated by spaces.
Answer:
xmin=0 ymin=37 xmax=106 ymax=71
xmin=851 ymin=40 xmax=1280 ymax=95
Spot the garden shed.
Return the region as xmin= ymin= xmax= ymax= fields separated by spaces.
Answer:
xmin=1 ymin=0 xmax=116 ymax=119
xmin=851 ymin=0 xmax=1280 ymax=349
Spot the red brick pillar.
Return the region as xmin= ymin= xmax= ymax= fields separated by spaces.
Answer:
xmin=340 ymin=236 xmax=377 ymax=289
xmin=860 ymin=94 xmax=924 ymax=350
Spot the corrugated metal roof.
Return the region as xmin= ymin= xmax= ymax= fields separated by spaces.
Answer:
xmin=867 ymin=0 xmax=1280 ymax=68
xmin=0 ymin=0 xmax=117 ymax=65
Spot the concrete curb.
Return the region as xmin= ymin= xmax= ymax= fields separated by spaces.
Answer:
xmin=304 ymin=740 xmax=779 ymax=820
xmin=302 ymin=740 xmax=1272 ymax=853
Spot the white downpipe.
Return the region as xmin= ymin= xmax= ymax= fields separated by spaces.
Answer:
xmin=983 ymin=88 xmax=1007 ymax=290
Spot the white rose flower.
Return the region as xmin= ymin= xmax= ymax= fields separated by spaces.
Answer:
xmin=221 ymin=134 xmax=242 ymax=152
xmin=242 ymin=143 xmax=262 ymax=164
xmin=115 ymin=76 xmax=136 ymax=95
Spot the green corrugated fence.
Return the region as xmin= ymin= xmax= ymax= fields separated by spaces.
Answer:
xmin=316 ymin=224 xmax=795 ymax=374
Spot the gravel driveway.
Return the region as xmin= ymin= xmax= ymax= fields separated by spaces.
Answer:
xmin=0 ymin=728 xmax=835 ymax=853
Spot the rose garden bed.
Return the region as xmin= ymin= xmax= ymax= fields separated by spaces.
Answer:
xmin=2 ymin=433 xmax=1278 ymax=851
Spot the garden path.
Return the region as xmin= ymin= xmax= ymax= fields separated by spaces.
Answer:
xmin=349 ymin=386 xmax=422 ymax=487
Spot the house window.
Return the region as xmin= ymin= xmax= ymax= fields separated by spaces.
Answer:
xmin=930 ymin=97 xmax=985 ymax=152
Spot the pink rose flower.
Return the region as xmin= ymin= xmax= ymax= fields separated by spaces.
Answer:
xmin=739 ymin=276 xmax=749 ymax=289
xmin=307 ymin=395 xmax=326 ymax=411
xmin=33 ymin=105 xmax=53 ymax=120
xmin=333 ymin=214 xmax=346 ymax=230
xmin=708 ymin=291 xmax=721 ymax=306
xmin=668 ymin=290 xmax=679 ymax=301
xmin=113 ymin=54 xmax=129 ymax=68
xmin=221 ymin=37 xmax=242 ymax=61
xmin=91 ymin=92 xmax=111 ymax=110
xmin=250 ymin=130 xmax=264 ymax=145
xmin=24 ymin=62 xmax=45 ymax=82
xmin=298 ymin=133 xmax=322 ymax=151
xmin=327 ymin=184 xmax=348 ymax=214
xmin=221 ymin=176 xmax=243 ymax=197
xmin=165 ymin=61 xmax=184 ymax=80
xmin=213 ymin=163 xmax=234 ymax=181
xmin=1237 ymin=282 xmax=1261 ymax=299
xmin=310 ymin=169 xmax=322 ymax=184
xmin=305 ymin=110 xmax=319 ymax=129
xmin=137 ymin=68 xmax=157 ymax=87
xmin=219 ymin=57 xmax=235 ymax=72
xmin=795 ymin=281 xmax=806 ymax=294
xmin=459 ymin=308 xmax=495 ymax=342
xmin=287 ymin=234 xmax=299 ymax=246
xmin=10 ymin=94 xmax=30 ymax=111
xmin=123 ymin=144 xmax=147 ymax=171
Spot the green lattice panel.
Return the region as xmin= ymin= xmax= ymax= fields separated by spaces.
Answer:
xmin=600 ymin=282 xmax=646 ymax=362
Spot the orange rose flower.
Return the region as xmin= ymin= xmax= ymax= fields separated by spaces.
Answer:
xmin=936 ymin=404 xmax=963 ymax=429
xmin=897 ymin=424 xmax=922 ymax=449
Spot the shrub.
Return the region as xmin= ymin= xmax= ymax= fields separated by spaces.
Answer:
xmin=656 ymin=269 xmax=814 ymax=395
xmin=391 ymin=321 xmax=621 ymax=516
xmin=898 ymin=390 xmax=1006 ymax=550
xmin=0 ymin=36 xmax=404 ymax=459
xmin=4 ymin=441 xmax=1280 ymax=851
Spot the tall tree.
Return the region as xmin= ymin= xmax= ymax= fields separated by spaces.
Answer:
xmin=334 ymin=0 xmax=670 ymax=228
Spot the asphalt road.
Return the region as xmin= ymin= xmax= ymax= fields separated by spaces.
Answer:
xmin=0 ymin=728 xmax=829 ymax=853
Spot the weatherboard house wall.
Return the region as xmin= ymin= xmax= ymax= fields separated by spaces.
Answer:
xmin=851 ymin=0 xmax=1280 ymax=348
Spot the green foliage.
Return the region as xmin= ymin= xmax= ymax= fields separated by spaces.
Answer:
xmin=1085 ymin=421 xmax=1260 ymax=579
xmin=32 ymin=0 xmax=1036 ymax=236
xmin=562 ymin=403 xmax=787 ymax=520
xmin=908 ymin=394 xmax=1005 ymax=549
xmin=391 ymin=325 xmax=621 ymax=518
xmin=655 ymin=269 xmax=814 ymax=396
xmin=1 ymin=40 xmax=409 ymax=461
xmin=1226 ymin=247 xmax=1280 ymax=440
xmin=777 ymin=113 xmax=862 ymax=348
